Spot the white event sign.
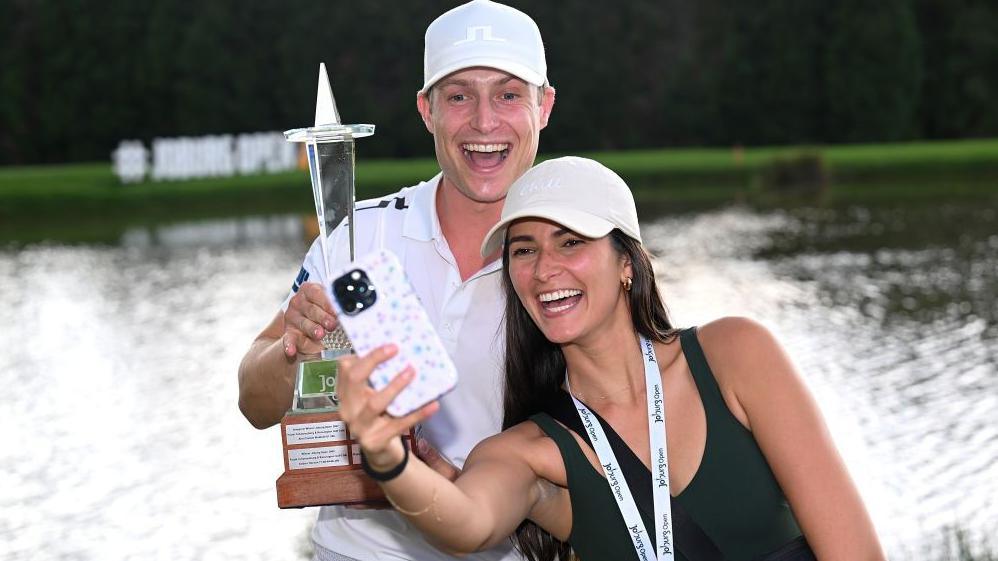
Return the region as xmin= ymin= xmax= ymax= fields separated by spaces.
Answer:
xmin=111 ymin=132 xmax=299 ymax=183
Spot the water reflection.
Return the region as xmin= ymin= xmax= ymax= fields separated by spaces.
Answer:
xmin=0 ymin=223 xmax=315 ymax=561
xmin=120 ymin=214 xmax=305 ymax=249
xmin=0 ymin=206 xmax=995 ymax=560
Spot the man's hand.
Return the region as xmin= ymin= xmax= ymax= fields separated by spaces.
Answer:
xmin=282 ymin=282 xmax=338 ymax=357
xmin=415 ymin=437 xmax=461 ymax=482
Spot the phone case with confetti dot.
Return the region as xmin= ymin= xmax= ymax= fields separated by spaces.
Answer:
xmin=328 ymin=249 xmax=458 ymax=417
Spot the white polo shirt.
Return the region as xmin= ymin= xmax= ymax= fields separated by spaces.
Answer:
xmin=284 ymin=174 xmax=519 ymax=561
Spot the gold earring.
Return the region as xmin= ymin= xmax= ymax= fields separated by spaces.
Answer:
xmin=622 ymin=277 xmax=633 ymax=292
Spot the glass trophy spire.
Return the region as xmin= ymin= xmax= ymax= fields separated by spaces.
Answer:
xmin=285 ymin=63 xmax=374 ymax=273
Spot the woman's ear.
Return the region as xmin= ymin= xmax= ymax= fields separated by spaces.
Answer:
xmin=620 ymin=254 xmax=633 ymax=284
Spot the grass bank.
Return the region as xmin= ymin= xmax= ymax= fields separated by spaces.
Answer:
xmin=584 ymin=138 xmax=998 ymax=205
xmin=2 ymin=138 xmax=996 ymax=243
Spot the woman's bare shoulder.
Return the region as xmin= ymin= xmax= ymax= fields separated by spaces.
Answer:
xmin=697 ymin=316 xmax=777 ymax=348
xmin=465 ymin=416 xmax=568 ymax=486
xmin=694 ymin=317 xmax=797 ymax=426
xmin=696 ymin=317 xmax=786 ymax=375
xmin=469 ymin=417 xmax=558 ymax=461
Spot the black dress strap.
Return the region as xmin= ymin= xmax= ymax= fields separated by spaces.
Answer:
xmin=544 ymin=386 xmax=726 ymax=561
xmin=679 ymin=327 xmax=728 ymax=419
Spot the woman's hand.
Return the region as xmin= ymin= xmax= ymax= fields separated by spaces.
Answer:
xmin=337 ymin=344 xmax=440 ymax=471
xmin=337 ymin=351 xmax=554 ymax=553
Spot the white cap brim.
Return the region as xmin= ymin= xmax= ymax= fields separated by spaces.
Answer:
xmin=420 ymin=58 xmax=546 ymax=94
xmin=480 ymin=206 xmax=618 ymax=258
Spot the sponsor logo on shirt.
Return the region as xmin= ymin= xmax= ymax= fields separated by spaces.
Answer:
xmin=357 ymin=196 xmax=409 ymax=212
xmin=291 ymin=267 xmax=310 ymax=293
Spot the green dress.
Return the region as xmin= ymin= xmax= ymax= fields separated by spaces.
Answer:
xmin=530 ymin=328 xmax=809 ymax=561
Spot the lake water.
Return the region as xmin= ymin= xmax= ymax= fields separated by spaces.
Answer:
xmin=1 ymin=202 xmax=995 ymax=560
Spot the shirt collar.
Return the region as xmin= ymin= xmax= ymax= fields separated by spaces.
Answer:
xmin=402 ymin=172 xmax=503 ymax=279
xmin=402 ymin=172 xmax=443 ymax=242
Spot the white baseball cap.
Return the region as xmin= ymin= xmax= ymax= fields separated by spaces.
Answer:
xmin=421 ymin=0 xmax=547 ymax=94
xmin=481 ymin=157 xmax=642 ymax=257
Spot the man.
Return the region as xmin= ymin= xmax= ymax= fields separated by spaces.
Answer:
xmin=237 ymin=1 xmax=555 ymax=559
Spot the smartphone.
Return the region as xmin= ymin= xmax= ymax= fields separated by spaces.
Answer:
xmin=327 ymin=249 xmax=458 ymax=417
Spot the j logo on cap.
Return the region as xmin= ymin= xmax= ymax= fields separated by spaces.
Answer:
xmin=455 ymin=26 xmax=507 ymax=45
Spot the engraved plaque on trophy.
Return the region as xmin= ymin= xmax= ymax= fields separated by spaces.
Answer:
xmin=276 ymin=63 xmax=412 ymax=509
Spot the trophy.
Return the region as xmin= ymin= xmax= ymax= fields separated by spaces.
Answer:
xmin=276 ymin=63 xmax=413 ymax=508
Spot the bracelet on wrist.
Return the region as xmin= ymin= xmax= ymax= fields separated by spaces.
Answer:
xmin=361 ymin=436 xmax=409 ymax=482
xmin=386 ymin=486 xmax=441 ymax=521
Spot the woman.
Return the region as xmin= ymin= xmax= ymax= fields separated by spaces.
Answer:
xmin=338 ymin=157 xmax=885 ymax=561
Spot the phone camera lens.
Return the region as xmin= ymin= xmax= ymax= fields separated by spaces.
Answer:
xmin=332 ymin=268 xmax=378 ymax=316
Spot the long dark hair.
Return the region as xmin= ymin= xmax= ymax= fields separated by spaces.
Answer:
xmin=500 ymin=228 xmax=677 ymax=561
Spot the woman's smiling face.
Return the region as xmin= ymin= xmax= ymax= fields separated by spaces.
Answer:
xmin=506 ymin=218 xmax=632 ymax=346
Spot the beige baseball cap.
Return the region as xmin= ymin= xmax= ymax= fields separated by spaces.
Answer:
xmin=420 ymin=0 xmax=547 ymax=94
xmin=481 ymin=157 xmax=642 ymax=257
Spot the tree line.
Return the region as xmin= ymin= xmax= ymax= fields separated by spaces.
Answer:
xmin=2 ymin=0 xmax=996 ymax=166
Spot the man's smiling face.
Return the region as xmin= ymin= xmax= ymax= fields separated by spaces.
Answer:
xmin=418 ymin=67 xmax=554 ymax=204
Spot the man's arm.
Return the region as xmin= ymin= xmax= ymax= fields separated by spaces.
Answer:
xmin=237 ymin=311 xmax=297 ymax=429
xmin=237 ymin=283 xmax=338 ymax=429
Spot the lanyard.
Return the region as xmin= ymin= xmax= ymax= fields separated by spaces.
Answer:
xmin=565 ymin=335 xmax=674 ymax=561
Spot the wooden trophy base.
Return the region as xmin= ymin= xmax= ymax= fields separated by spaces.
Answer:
xmin=276 ymin=410 xmax=413 ymax=509
xmin=276 ymin=465 xmax=385 ymax=508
